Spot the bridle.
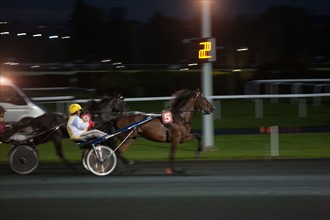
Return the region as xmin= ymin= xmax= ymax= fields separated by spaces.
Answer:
xmin=167 ymin=91 xmax=206 ymax=114
xmin=169 ymin=91 xmax=209 ymax=125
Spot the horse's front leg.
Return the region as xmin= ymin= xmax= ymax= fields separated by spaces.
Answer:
xmin=166 ymin=142 xmax=176 ymax=175
xmin=183 ymin=133 xmax=202 ymax=157
xmin=192 ymin=133 xmax=202 ymax=157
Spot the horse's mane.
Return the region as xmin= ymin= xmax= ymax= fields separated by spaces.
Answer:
xmin=170 ymin=89 xmax=196 ymax=111
xmin=85 ymin=97 xmax=113 ymax=112
xmin=97 ymin=97 xmax=112 ymax=109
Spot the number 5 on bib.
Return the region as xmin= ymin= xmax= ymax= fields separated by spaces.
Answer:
xmin=161 ymin=111 xmax=173 ymax=124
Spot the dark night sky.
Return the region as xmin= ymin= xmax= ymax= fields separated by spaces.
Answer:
xmin=0 ymin=0 xmax=329 ymax=23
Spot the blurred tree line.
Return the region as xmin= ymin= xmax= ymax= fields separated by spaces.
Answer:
xmin=1 ymin=0 xmax=329 ymax=71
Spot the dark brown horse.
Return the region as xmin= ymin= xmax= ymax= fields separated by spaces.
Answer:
xmin=1 ymin=112 xmax=68 ymax=158
xmin=0 ymin=94 xmax=128 ymax=166
xmin=109 ymin=89 xmax=215 ymax=174
xmin=84 ymin=92 xmax=129 ymax=127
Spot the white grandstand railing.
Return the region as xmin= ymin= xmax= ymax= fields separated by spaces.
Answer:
xmin=244 ymin=78 xmax=330 ymax=96
xmin=35 ymin=93 xmax=330 ymax=104
xmin=78 ymin=93 xmax=330 ymax=103
xmin=246 ymin=79 xmax=330 ymax=83
xmin=210 ymin=93 xmax=330 ymax=99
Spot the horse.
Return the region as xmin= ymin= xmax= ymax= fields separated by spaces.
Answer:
xmin=107 ymin=89 xmax=215 ymax=174
xmin=0 ymin=94 xmax=128 ymax=167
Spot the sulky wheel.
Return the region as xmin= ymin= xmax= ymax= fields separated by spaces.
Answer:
xmin=86 ymin=145 xmax=117 ymax=176
xmin=81 ymin=149 xmax=90 ymax=171
xmin=9 ymin=145 xmax=39 ymax=175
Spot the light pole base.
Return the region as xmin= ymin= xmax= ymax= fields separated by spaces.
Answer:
xmin=203 ymin=146 xmax=218 ymax=151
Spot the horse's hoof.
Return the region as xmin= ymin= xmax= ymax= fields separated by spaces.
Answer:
xmin=195 ymin=150 xmax=201 ymax=158
xmin=127 ymin=160 xmax=135 ymax=166
xmin=173 ymin=168 xmax=185 ymax=174
xmin=165 ymin=168 xmax=174 ymax=175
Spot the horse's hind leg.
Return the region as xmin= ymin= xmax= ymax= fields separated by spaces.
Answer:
xmin=53 ymin=139 xmax=76 ymax=170
xmin=114 ymin=138 xmax=136 ymax=174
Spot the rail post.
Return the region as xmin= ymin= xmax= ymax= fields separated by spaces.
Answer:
xmin=201 ymin=0 xmax=214 ymax=149
xmin=270 ymin=126 xmax=279 ymax=157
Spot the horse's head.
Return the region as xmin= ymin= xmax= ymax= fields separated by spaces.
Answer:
xmin=111 ymin=94 xmax=129 ymax=113
xmin=84 ymin=94 xmax=129 ymax=123
xmin=170 ymin=89 xmax=215 ymax=115
xmin=193 ymin=89 xmax=215 ymax=115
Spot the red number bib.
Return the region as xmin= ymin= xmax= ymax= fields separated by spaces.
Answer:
xmin=81 ymin=113 xmax=92 ymax=123
xmin=161 ymin=111 xmax=173 ymax=124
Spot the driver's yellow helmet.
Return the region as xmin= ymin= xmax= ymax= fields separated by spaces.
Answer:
xmin=68 ymin=103 xmax=82 ymax=114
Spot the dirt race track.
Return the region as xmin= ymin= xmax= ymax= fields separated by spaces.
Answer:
xmin=0 ymin=159 xmax=329 ymax=220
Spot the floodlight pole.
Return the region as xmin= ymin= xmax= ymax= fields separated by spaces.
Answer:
xmin=201 ymin=0 xmax=214 ymax=148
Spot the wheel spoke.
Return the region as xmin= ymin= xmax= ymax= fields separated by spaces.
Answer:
xmin=9 ymin=145 xmax=39 ymax=175
xmin=86 ymin=145 xmax=117 ymax=176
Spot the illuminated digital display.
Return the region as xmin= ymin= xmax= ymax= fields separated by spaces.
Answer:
xmin=184 ymin=38 xmax=216 ymax=63
xmin=199 ymin=41 xmax=212 ymax=59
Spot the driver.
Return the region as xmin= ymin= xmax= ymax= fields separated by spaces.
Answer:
xmin=67 ymin=103 xmax=107 ymax=141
